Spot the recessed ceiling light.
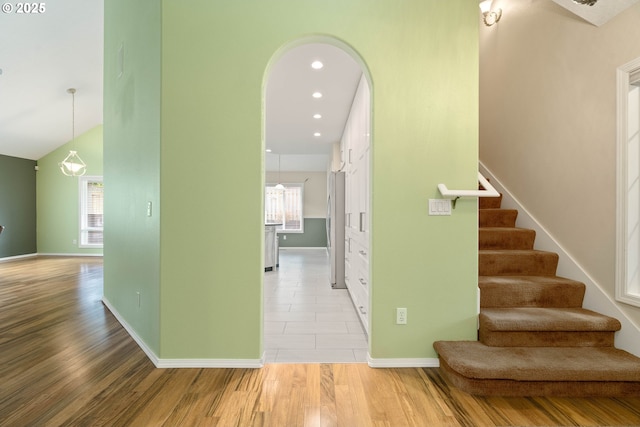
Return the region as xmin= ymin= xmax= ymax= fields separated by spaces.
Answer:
xmin=312 ymin=92 xmax=323 ymax=98
xmin=311 ymin=60 xmax=323 ymax=70
xmin=314 ymin=132 xmax=321 ymax=137
xmin=313 ymin=114 xmax=322 ymax=119
xmin=266 ymin=148 xmax=272 ymax=152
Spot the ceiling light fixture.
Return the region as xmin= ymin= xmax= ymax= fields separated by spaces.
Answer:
xmin=59 ymin=88 xmax=87 ymax=177
xmin=312 ymin=91 xmax=323 ymax=99
xmin=313 ymin=114 xmax=322 ymax=119
xmin=311 ymin=60 xmax=324 ymax=70
xmin=314 ymin=132 xmax=321 ymax=137
xmin=479 ymin=0 xmax=502 ymax=26
xmin=572 ymin=0 xmax=597 ymax=5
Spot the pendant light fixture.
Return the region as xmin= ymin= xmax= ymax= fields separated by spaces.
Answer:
xmin=59 ymin=88 xmax=87 ymax=177
xmin=275 ymin=154 xmax=285 ymax=191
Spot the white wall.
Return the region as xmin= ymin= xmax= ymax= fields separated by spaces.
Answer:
xmin=480 ymin=1 xmax=640 ymax=327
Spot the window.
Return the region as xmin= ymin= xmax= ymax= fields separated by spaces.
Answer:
xmin=79 ymin=176 xmax=104 ymax=248
xmin=265 ymin=183 xmax=304 ymax=233
xmin=616 ymin=57 xmax=640 ymax=307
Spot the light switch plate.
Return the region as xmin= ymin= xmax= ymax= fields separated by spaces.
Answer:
xmin=428 ymin=199 xmax=452 ymax=216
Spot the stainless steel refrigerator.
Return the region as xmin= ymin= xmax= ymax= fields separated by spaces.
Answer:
xmin=327 ymin=171 xmax=346 ymax=289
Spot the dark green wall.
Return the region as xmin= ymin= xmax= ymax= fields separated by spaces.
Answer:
xmin=0 ymin=155 xmax=37 ymax=258
xmin=278 ymin=218 xmax=327 ymax=248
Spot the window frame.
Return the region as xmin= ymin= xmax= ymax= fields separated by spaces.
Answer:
xmin=265 ymin=182 xmax=304 ymax=234
xmin=616 ymin=57 xmax=640 ymax=307
xmin=78 ymin=175 xmax=104 ymax=248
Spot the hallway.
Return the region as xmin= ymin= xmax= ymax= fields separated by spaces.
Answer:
xmin=264 ymin=248 xmax=368 ymax=363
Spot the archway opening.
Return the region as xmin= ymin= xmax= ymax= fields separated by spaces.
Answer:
xmin=262 ymin=37 xmax=372 ymax=363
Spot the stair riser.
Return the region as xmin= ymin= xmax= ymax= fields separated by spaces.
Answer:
xmin=480 ymin=209 xmax=517 ymax=227
xmin=438 ymin=358 xmax=640 ymax=397
xmin=479 ymin=252 xmax=559 ymax=276
xmin=479 ymin=283 xmax=585 ymax=308
xmin=479 ymin=330 xmax=616 ymax=347
xmin=479 ymin=196 xmax=502 ymax=209
xmin=479 ymin=229 xmax=535 ymax=250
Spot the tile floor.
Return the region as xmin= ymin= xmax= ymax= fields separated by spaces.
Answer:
xmin=264 ymin=248 xmax=368 ymax=363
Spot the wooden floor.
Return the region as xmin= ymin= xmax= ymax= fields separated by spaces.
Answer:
xmin=1 ymin=257 xmax=640 ymax=427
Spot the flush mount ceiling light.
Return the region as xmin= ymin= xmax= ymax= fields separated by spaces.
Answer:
xmin=479 ymin=0 xmax=502 ymax=26
xmin=59 ymin=88 xmax=87 ymax=177
xmin=572 ymin=0 xmax=598 ymax=5
xmin=314 ymin=132 xmax=321 ymax=137
xmin=312 ymin=91 xmax=323 ymax=98
xmin=311 ymin=60 xmax=324 ymax=70
xmin=313 ymin=114 xmax=322 ymax=119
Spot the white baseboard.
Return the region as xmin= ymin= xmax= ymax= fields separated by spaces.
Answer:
xmin=0 ymin=253 xmax=38 ymax=263
xmin=279 ymin=247 xmax=327 ymax=251
xmin=156 ymin=356 xmax=265 ymax=369
xmin=480 ymin=162 xmax=640 ymax=357
xmin=102 ymin=297 xmax=265 ymax=368
xmin=368 ymin=356 xmax=440 ymax=368
xmin=38 ymin=252 xmax=103 ymax=257
xmin=101 ymin=297 xmax=162 ymax=366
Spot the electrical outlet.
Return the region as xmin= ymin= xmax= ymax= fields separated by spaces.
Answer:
xmin=396 ymin=307 xmax=407 ymax=325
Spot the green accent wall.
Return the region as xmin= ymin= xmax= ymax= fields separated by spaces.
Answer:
xmin=279 ymin=218 xmax=327 ymax=248
xmin=103 ymin=0 xmax=162 ymax=355
xmin=36 ymin=125 xmax=104 ymax=255
xmin=0 ymin=155 xmax=36 ymax=258
xmin=104 ymin=0 xmax=478 ymax=361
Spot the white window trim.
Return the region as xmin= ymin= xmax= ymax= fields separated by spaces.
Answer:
xmin=79 ymin=175 xmax=104 ymax=249
xmin=265 ymin=182 xmax=305 ymax=234
xmin=616 ymin=56 xmax=640 ymax=307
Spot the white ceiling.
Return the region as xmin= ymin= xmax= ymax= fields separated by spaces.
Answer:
xmin=265 ymin=43 xmax=363 ymax=172
xmin=0 ymin=0 xmax=104 ymax=161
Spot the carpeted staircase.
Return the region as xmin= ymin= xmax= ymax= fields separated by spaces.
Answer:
xmin=434 ymin=187 xmax=640 ymax=396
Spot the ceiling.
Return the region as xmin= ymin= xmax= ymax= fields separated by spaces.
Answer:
xmin=0 ymin=0 xmax=104 ymax=161
xmin=552 ymin=0 xmax=639 ymax=26
xmin=265 ymin=43 xmax=363 ymax=172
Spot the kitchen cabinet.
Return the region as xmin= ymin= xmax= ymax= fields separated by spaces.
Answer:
xmin=342 ymin=74 xmax=370 ymax=334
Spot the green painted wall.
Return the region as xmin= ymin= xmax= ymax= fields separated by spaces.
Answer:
xmin=0 ymin=155 xmax=36 ymax=258
xmin=37 ymin=125 xmax=104 ymax=255
xmin=103 ymin=0 xmax=162 ymax=355
xmin=279 ymin=218 xmax=327 ymax=248
xmin=105 ymin=0 xmax=478 ymax=361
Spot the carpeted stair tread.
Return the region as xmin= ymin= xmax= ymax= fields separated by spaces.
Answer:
xmin=434 ymin=341 xmax=640 ymax=382
xmin=479 ymin=227 xmax=536 ymax=250
xmin=479 ymin=276 xmax=586 ymax=308
xmin=479 ymin=250 xmax=559 ymax=276
xmin=480 ymin=307 xmax=621 ymax=332
xmin=479 ymin=209 xmax=518 ymax=227
xmin=434 ymin=178 xmax=640 ymax=396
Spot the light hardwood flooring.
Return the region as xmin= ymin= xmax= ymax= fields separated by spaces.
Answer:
xmin=1 ymin=256 xmax=640 ymax=426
